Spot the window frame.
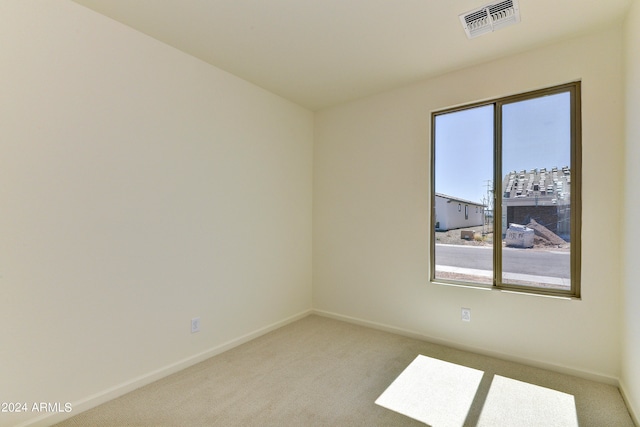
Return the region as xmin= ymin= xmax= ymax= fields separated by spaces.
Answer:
xmin=430 ymin=82 xmax=581 ymax=298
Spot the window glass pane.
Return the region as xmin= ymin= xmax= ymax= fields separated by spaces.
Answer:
xmin=501 ymin=92 xmax=572 ymax=291
xmin=434 ymin=105 xmax=494 ymax=285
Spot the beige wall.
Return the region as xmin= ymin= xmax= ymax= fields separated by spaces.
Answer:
xmin=314 ymin=27 xmax=625 ymax=381
xmin=0 ymin=1 xmax=313 ymax=426
xmin=623 ymin=0 xmax=640 ymax=422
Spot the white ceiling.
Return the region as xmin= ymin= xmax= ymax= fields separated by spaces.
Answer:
xmin=71 ymin=0 xmax=632 ymax=110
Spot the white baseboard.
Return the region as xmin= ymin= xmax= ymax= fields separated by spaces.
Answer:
xmin=619 ymin=380 xmax=640 ymax=427
xmin=312 ymin=309 xmax=620 ymax=387
xmin=18 ymin=309 xmax=313 ymax=427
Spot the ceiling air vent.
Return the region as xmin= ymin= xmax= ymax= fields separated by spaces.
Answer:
xmin=459 ymin=0 xmax=520 ymax=39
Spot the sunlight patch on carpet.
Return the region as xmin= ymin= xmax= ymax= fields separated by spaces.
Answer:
xmin=477 ymin=375 xmax=578 ymax=427
xmin=375 ymin=355 xmax=484 ymax=427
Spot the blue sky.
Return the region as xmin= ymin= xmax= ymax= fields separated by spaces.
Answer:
xmin=434 ymin=92 xmax=571 ymax=203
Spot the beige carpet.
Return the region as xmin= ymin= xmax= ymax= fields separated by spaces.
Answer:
xmin=55 ymin=315 xmax=634 ymax=426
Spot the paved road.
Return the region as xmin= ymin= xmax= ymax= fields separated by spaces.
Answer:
xmin=435 ymin=244 xmax=570 ymax=278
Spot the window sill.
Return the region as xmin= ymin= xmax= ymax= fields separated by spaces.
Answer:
xmin=429 ymin=279 xmax=580 ymax=300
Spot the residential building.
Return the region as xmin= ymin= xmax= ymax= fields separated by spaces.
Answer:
xmin=502 ymin=167 xmax=571 ymax=239
xmin=434 ymin=193 xmax=485 ymax=231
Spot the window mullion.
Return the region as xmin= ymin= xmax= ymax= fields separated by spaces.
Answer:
xmin=494 ymin=102 xmax=502 ymax=288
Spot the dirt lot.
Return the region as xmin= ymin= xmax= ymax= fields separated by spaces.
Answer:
xmin=435 ymin=224 xmax=570 ymax=251
xmin=435 ymin=226 xmax=493 ymax=246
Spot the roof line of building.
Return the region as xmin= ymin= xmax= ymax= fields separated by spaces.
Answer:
xmin=435 ymin=192 xmax=485 ymax=206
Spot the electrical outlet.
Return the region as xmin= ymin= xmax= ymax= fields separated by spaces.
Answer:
xmin=191 ymin=317 xmax=201 ymax=333
xmin=461 ymin=308 xmax=471 ymax=322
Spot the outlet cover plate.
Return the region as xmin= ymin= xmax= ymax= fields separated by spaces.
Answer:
xmin=191 ymin=317 xmax=201 ymax=333
xmin=461 ymin=308 xmax=471 ymax=322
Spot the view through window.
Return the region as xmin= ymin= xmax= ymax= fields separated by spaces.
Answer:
xmin=431 ymin=83 xmax=581 ymax=297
